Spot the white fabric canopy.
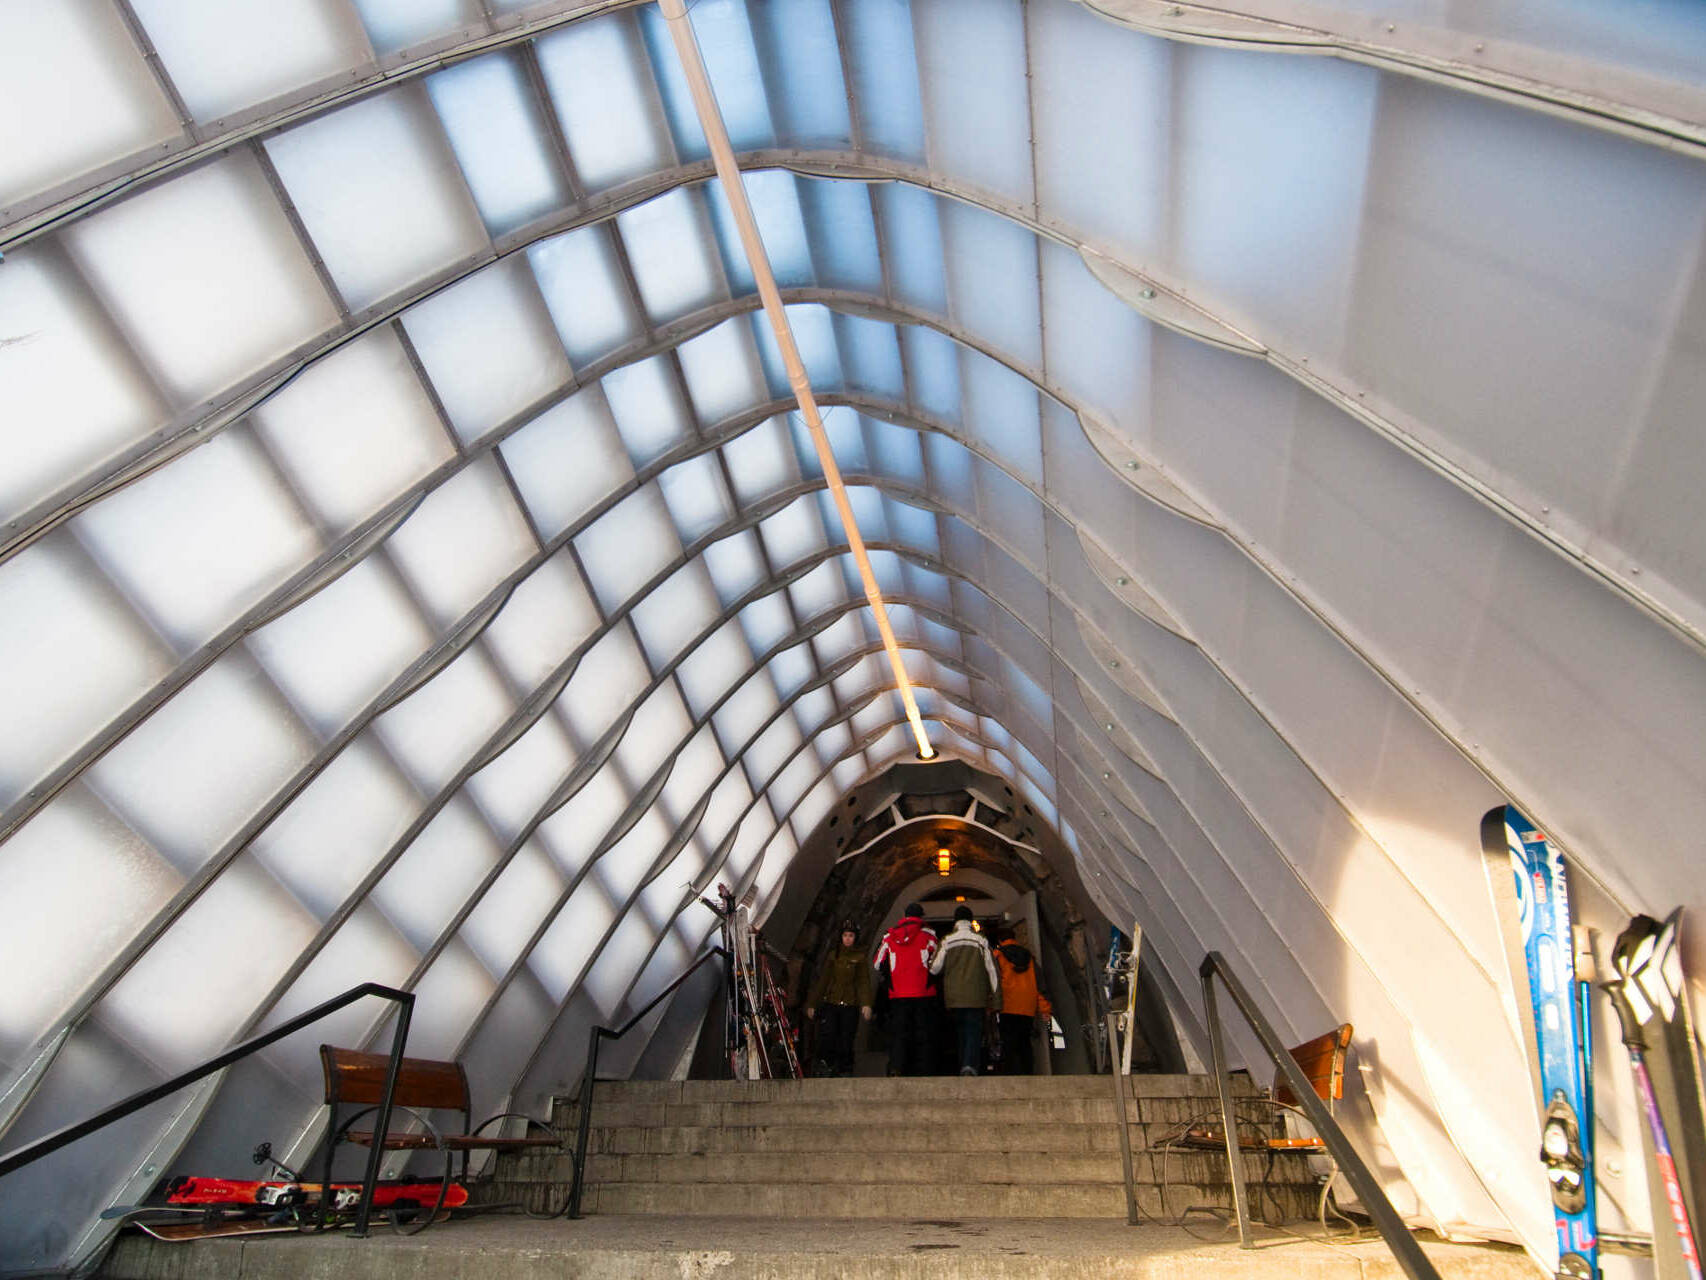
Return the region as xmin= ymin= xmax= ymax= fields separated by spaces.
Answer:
xmin=2 ymin=1 xmax=1703 ymax=1273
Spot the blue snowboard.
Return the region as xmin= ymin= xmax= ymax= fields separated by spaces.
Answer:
xmin=1482 ymin=805 xmax=1598 ymax=1279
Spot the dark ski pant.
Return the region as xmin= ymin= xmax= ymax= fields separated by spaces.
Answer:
xmin=887 ymin=997 xmax=934 ymax=1076
xmin=998 ymin=1013 xmax=1035 ymax=1075
xmin=950 ymin=1007 xmax=985 ymax=1074
xmin=817 ymin=1003 xmax=858 ymax=1075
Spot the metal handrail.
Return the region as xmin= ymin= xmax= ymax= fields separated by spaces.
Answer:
xmin=568 ymin=946 xmax=729 ymax=1219
xmin=1199 ymin=951 xmax=1442 ymax=1280
xmin=0 ymin=982 xmax=413 ymax=1239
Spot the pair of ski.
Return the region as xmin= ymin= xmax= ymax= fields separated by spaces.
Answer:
xmin=1483 ymin=806 xmax=1705 ymax=1280
xmin=103 ymin=1176 xmax=469 ymax=1242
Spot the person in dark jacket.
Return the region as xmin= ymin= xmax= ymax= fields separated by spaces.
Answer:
xmin=874 ymin=903 xmax=938 ymax=1076
xmin=992 ymin=928 xmax=1043 ymax=1075
xmin=805 ymin=921 xmax=874 ymax=1076
xmin=930 ymin=906 xmax=1001 ymax=1076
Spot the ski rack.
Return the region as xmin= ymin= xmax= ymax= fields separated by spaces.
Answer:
xmin=1199 ymin=952 xmax=1442 ymax=1280
xmin=0 ymin=981 xmax=414 ymax=1240
xmin=568 ymin=946 xmax=730 ymax=1220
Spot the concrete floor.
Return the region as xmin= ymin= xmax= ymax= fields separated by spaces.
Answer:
xmin=102 ymin=1214 xmax=1539 ymax=1279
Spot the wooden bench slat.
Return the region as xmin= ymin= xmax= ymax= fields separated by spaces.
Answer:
xmin=321 ymin=1046 xmax=469 ymax=1111
xmin=1272 ymin=1023 xmax=1352 ymax=1107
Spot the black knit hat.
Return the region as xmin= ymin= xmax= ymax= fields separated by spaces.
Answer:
xmin=953 ymin=905 xmax=974 ymax=923
xmin=904 ymin=901 xmax=924 ymax=918
xmin=839 ymin=919 xmax=859 ymax=941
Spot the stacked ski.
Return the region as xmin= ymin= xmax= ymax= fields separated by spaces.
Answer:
xmin=1605 ymin=911 xmax=1705 ymax=1280
xmin=1482 ymin=806 xmax=1599 ymax=1280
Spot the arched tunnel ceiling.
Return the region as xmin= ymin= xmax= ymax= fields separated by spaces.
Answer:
xmin=2 ymin=0 xmax=1705 ymax=1272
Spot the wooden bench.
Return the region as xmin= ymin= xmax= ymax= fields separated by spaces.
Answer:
xmin=1163 ymin=1024 xmax=1354 ymax=1227
xmin=319 ymin=1046 xmax=565 ymax=1228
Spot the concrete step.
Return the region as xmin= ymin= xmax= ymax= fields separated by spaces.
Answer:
xmin=574 ymin=1150 xmax=1309 ymax=1187
xmin=100 ymin=1215 xmax=1540 ymax=1280
xmin=572 ymin=1120 xmax=1233 ymax=1155
xmin=556 ymin=1095 xmax=1226 ymax=1129
xmin=562 ymin=1073 xmax=1253 ymax=1104
xmin=580 ymin=1179 xmax=1319 ymax=1220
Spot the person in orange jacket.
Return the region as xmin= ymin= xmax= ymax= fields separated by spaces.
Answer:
xmin=992 ymin=928 xmax=1046 ymax=1075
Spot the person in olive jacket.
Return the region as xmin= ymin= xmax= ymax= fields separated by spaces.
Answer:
xmin=929 ymin=906 xmax=1001 ymax=1076
xmin=805 ymin=920 xmax=874 ymax=1077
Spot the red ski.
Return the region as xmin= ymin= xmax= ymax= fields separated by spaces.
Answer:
xmin=165 ymin=1175 xmax=468 ymax=1211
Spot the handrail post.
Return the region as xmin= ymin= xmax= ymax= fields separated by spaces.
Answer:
xmin=1105 ymin=1012 xmax=1140 ymax=1225
xmin=568 ymin=1030 xmax=603 ymax=1220
xmin=1198 ymin=952 xmax=1443 ymax=1280
xmin=350 ymin=994 xmax=413 ymax=1238
xmin=1202 ymin=967 xmax=1255 ymax=1247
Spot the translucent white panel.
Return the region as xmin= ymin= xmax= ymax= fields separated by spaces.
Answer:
xmin=811 ymin=614 xmax=865 ymax=666
xmin=833 ymin=653 xmax=885 ymax=711
xmin=536 ymin=767 xmax=629 ymax=881
xmin=249 ymin=736 xmax=422 ymax=919
xmin=698 ymin=770 xmax=752 ymax=852
xmin=902 ymin=326 xmax=962 ymax=425
xmin=558 ymin=627 xmax=652 ymax=747
xmin=0 ymin=537 xmax=173 ymax=806
xmin=0 ymin=248 xmax=167 ymax=524
xmin=914 ymin=0 xmax=1034 ymax=203
xmin=708 ymin=171 xmax=812 ymax=294
xmin=617 ymin=189 xmax=724 ymax=326
xmin=129 ymin=0 xmax=365 ymax=122
xmin=402 ymin=259 xmax=572 ymax=444
xmin=832 ymin=315 xmax=904 ymax=400
xmin=831 ymin=757 xmax=865 ymax=795
xmin=500 ymin=388 xmax=633 ymax=541
xmin=797 ymin=180 xmax=882 ymax=293
xmin=843 ymin=0 xmax=926 ymax=159
xmin=701 ymin=530 xmax=768 ymax=608
xmin=630 ymin=561 xmax=721 ymax=671
xmin=712 ymin=669 xmax=780 ymax=759
xmin=0 ymin=788 xmax=177 ymax=1059
xmin=675 ymin=620 xmax=752 ymax=717
xmin=64 ymin=153 xmax=339 ymax=403
xmin=794 ymin=410 xmax=868 ymax=481
xmin=744 ymin=715 xmax=803 ymax=789
xmin=460 ymin=841 xmax=563 ymax=977
xmin=370 ymin=796 xmax=502 ymax=951
xmin=723 ymin=807 xmax=773 ymax=883
xmin=784 ymin=559 xmax=846 ymax=628
xmin=792 ymin=775 xmax=838 ymax=840
xmin=251 ymin=326 xmax=454 ymax=529
xmin=883 ymin=495 xmax=939 ymax=555
xmin=660 ymin=727 xmax=725 ymax=828
xmin=750 ymin=831 xmax=797 ymax=913
xmin=942 ymin=201 xmax=1042 ymax=370
xmin=781 ymin=304 xmax=843 ymax=389
xmin=426 ymin=52 xmax=568 ymax=236
xmin=386 ymin=458 xmax=537 ymax=626
xmin=751 ymin=0 xmax=850 ymax=147
xmin=528 ymin=224 xmax=644 ymax=367
xmin=88 ymin=654 xmax=316 ymax=874
xmin=247 ymin=558 xmax=432 ymax=735
xmin=579 ymin=906 xmax=658 ymax=1018
xmin=721 ymin=416 xmax=799 ymax=505
xmin=374 ymin=644 xmax=514 ymax=792
xmin=902 ymin=562 xmax=954 ymax=611
xmin=639 ymin=0 xmax=770 ymax=159
xmin=0 ymin=1 xmax=179 ymax=205
xmin=593 ymin=806 xmax=670 ymax=903
xmin=677 ymin=322 xmax=767 ymax=426
xmin=575 ymin=484 xmax=681 ymax=614
xmin=535 ymin=14 xmax=671 ymax=192
xmin=791 ymin=688 xmax=835 ymax=739
xmin=603 ymin=356 xmax=694 ymax=466
xmin=658 ymin=454 xmax=735 ymax=544
xmin=766 ymin=642 xmax=816 ymax=698
xmin=352 ymin=0 xmax=479 ymax=56
xmin=876 ymin=184 xmax=947 ymax=315
xmin=849 ymin=695 xmax=892 ymax=744
xmin=737 ymin=591 xmax=794 ymax=658
xmin=864 ymin=420 xmax=925 ymax=488
xmin=265 ymin=89 xmax=489 ymax=310
xmin=261 ymin=905 xmax=416 ymax=1043
xmin=466 ymin=713 xmax=577 ymax=841
xmin=529 ymin=879 xmax=615 ymax=1000
xmin=813 ymin=721 xmax=852 ymax=770
xmin=759 ymin=498 xmax=827 ymax=567
xmin=481 ymin=552 xmax=600 ymax=690
xmin=406 ymin=939 xmax=496 ymax=1059
xmin=614 ymin=684 xmax=693 ymax=788
xmin=78 ymin=428 xmax=320 ymax=651
xmin=101 ymin=858 xmax=316 ymax=1071
xmin=629 ymin=924 xmax=693 ymax=1007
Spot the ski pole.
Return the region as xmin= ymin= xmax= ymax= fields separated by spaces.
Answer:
xmin=1630 ymin=1046 xmax=1704 ymax=1280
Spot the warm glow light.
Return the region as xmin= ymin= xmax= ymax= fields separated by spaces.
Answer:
xmin=936 ymin=846 xmax=952 ymax=876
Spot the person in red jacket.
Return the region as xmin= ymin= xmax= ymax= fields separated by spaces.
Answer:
xmin=874 ymin=902 xmax=938 ymax=1076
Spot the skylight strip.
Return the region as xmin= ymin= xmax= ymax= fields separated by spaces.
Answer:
xmin=657 ymin=0 xmax=934 ymax=761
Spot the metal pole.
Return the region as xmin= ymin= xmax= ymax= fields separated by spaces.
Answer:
xmin=1202 ymin=970 xmax=1255 ymax=1247
xmin=568 ymin=1031 xmax=603 ymax=1219
xmin=351 ymin=995 xmax=413 ymax=1238
xmin=1106 ymin=1012 xmax=1140 ymax=1225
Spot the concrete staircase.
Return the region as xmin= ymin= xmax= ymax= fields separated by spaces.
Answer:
xmin=493 ymin=1074 xmax=1319 ymax=1222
